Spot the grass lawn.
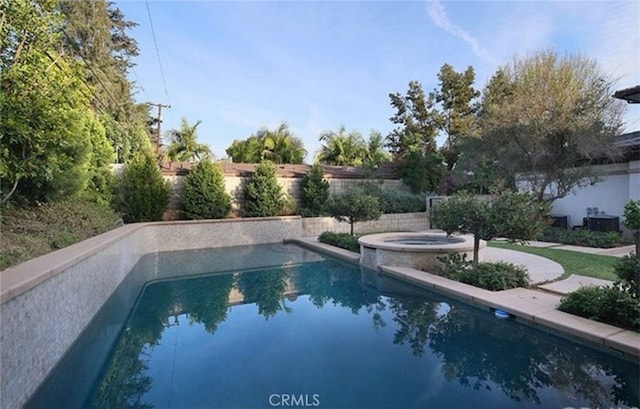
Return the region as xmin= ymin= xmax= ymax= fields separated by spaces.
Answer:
xmin=488 ymin=241 xmax=619 ymax=281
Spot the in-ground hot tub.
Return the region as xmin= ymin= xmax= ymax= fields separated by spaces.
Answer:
xmin=358 ymin=232 xmax=485 ymax=271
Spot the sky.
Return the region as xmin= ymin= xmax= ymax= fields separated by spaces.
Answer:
xmin=114 ymin=0 xmax=640 ymax=162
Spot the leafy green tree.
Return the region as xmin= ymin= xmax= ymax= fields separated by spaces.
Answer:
xmin=0 ymin=0 xmax=99 ymax=204
xmin=478 ymin=51 xmax=625 ymax=203
xmin=316 ymin=126 xmax=367 ymax=166
xmin=434 ymin=63 xmax=480 ymax=170
xmin=259 ymin=123 xmax=306 ymax=164
xmin=242 ymin=161 xmax=285 ymax=217
xmin=397 ymin=151 xmax=445 ymax=194
xmin=82 ymin=113 xmax=116 ymax=206
xmin=623 ymin=200 xmax=640 ymax=260
xmin=386 ymin=81 xmax=445 ymax=194
xmin=115 ymin=152 xmax=169 ymax=222
xmin=299 ymin=163 xmax=330 ymax=217
xmin=59 ymin=0 xmax=151 ymax=163
xmin=166 ymin=118 xmax=212 ymax=162
xmin=325 ymin=188 xmax=381 ymax=235
xmin=226 ymin=123 xmax=306 ymax=164
xmin=183 ymin=160 xmax=231 ymax=219
xmin=386 ymin=80 xmax=440 ymax=157
xmin=621 ymin=199 xmax=640 ymax=297
xmin=431 ymin=191 xmax=548 ymax=264
xmin=364 ymin=130 xmax=391 ymax=169
xmin=226 ymin=136 xmax=262 ymax=163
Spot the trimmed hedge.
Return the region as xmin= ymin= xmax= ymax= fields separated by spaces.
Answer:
xmin=318 ymin=231 xmax=360 ymax=253
xmin=536 ymin=226 xmax=627 ymax=248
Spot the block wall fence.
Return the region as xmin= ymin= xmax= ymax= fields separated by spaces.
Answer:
xmin=164 ymin=175 xmax=411 ymax=214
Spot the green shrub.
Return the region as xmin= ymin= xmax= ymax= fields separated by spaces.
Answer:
xmin=0 ymin=198 xmax=120 ymax=269
xmin=559 ymin=286 xmax=640 ymax=332
xmin=355 ymin=181 xmax=425 ymax=214
xmin=299 ymin=164 xmax=329 ymax=217
xmin=437 ymin=252 xmax=529 ymax=291
xmin=242 ymin=161 xmax=285 ymax=217
xmin=325 ymin=188 xmax=381 ymax=235
xmin=114 ymin=153 xmax=170 ymax=223
xmin=613 ymin=255 xmax=639 ymax=298
xmin=183 ymin=161 xmax=231 ymax=219
xmin=536 ymin=226 xmax=627 ymax=248
xmin=318 ymin=231 xmax=360 ymax=252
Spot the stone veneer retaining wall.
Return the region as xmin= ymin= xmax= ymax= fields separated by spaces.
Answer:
xmin=0 ymin=217 xmax=303 ymax=409
xmin=301 ymin=212 xmax=429 ymax=237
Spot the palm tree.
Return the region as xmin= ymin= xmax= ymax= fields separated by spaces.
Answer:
xmin=166 ymin=118 xmax=212 ymax=162
xmin=315 ymin=126 xmax=367 ymax=166
xmin=364 ymin=130 xmax=391 ymax=169
xmin=259 ymin=123 xmax=307 ymax=164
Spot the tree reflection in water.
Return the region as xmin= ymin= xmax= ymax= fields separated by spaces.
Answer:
xmin=236 ymin=268 xmax=290 ymax=319
xmin=88 ymin=262 xmax=639 ymax=409
xmin=391 ymin=297 xmax=639 ymax=408
xmin=89 ymin=274 xmax=235 ymax=408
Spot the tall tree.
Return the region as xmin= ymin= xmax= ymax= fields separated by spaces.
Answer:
xmin=316 ymin=126 xmax=367 ymax=166
xmin=59 ymin=0 xmax=151 ymax=162
xmin=0 ymin=0 xmax=110 ymax=204
xmin=226 ymin=136 xmax=262 ymax=163
xmin=166 ymin=118 xmax=212 ymax=162
xmin=478 ymin=51 xmax=625 ymax=202
xmin=434 ymin=63 xmax=480 ymax=170
xmin=385 ymin=81 xmax=440 ymax=157
xmin=226 ymin=123 xmax=306 ymax=164
xmin=258 ymin=123 xmax=306 ymax=164
xmin=364 ymin=130 xmax=391 ymax=169
xmin=386 ymin=81 xmax=445 ymax=193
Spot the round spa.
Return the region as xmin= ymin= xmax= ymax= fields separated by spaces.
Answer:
xmin=358 ymin=232 xmax=485 ymax=271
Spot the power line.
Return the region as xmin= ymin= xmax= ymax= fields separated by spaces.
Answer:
xmin=131 ymin=65 xmax=150 ymax=101
xmin=145 ymin=0 xmax=174 ymax=131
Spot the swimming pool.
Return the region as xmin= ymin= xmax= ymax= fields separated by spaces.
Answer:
xmin=27 ymin=244 xmax=639 ymax=409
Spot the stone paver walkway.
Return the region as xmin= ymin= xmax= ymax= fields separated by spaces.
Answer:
xmin=539 ymin=274 xmax=613 ymax=295
xmin=480 ymin=247 xmax=563 ymax=285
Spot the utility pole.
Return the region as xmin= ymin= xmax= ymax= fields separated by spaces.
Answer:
xmin=148 ymin=102 xmax=171 ymax=157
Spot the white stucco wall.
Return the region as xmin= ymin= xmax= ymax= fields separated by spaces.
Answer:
xmin=548 ymin=161 xmax=639 ymax=228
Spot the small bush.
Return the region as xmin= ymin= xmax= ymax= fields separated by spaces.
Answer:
xmin=318 ymin=231 xmax=360 ymax=253
xmin=536 ymin=226 xmax=627 ymax=248
xmin=242 ymin=161 xmax=285 ymax=217
xmin=437 ymin=252 xmax=530 ymax=291
xmin=299 ymin=164 xmax=329 ymax=217
xmin=183 ymin=161 xmax=231 ymax=219
xmin=114 ymin=153 xmax=169 ymax=223
xmin=0 ymin=199 xmax=120 ymax=269
xmin=463 ymin=262 xmax=530 ymax=291
xmin=559 ymin=286 xmax=640 ymax=332
xmin=614 ymin=254 xmax=639 ymax=298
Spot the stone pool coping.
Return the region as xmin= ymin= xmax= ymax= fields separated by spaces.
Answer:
xmin=358 ymin=231 xmax=478 ymax=253
xmin=291 ymin=237 xmax=640 ymax=358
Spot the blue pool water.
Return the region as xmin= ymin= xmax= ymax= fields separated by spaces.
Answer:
xmin=28 ymin=244 xmax=639 ymax=409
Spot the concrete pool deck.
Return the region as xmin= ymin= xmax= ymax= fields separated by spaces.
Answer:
xmin=291 ymin=237 xmax=640 ymax=358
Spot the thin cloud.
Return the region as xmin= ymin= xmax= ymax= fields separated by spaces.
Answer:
xmin=426 ymin=0 xmax=494 ymax=63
